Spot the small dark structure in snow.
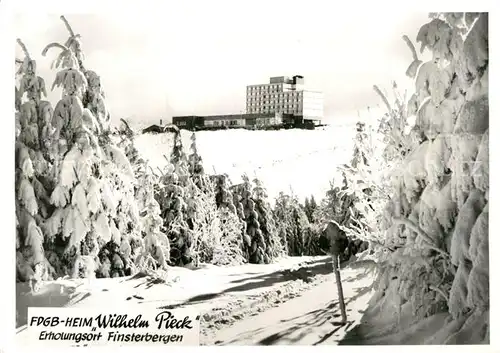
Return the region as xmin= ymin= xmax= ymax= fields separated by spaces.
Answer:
xmin=142 ymin=124 xmax=163 ymax=134
xmin=142 ymin=122 xmax=180 ymax=135
xmin=320 ymin=221 xmax=349 ymax=256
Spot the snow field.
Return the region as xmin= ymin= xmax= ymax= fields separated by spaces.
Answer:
xmin=134 ymin=125 xmax=357 ymax=203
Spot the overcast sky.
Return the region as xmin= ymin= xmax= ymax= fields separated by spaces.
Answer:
xmin=14 ymin=5 xmax=430 ymax=126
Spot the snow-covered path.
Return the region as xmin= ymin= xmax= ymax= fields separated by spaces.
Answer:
xmin=205 ymin=263 xmax=377 ymax=345
xmin=16 ymin=256 xmax=378 ymax=346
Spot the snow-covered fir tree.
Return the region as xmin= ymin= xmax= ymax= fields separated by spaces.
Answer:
xmin=170 ymin=130 xmax=188 ymax=169
xmin=15 ymin=39 xmax=55 ymax=290
xmin=314 ymin=181 xmax=339 ymax=225
xmin=303 ymin=195 xmax=318 ymax=224
xmin=350 ymin=121 xmax=370 ymax=169
xmin=213 ymin=205 xmax=246 ymax=266
xmin=114 ymin=119 xmax=171 ymax=272
xmin=185 ymin=148 xmax=245 ymax=266
xmin=274 ymin=192 xmax=296 ymax=255
xmin=154 ymin=131 xmax=246 ymax=267
xmin=252 ymin=178 xmax=283 ymax=263
xmin=231 ymin=175 xmax=284 ymax=264
xmin=337 ymin=121 xmax=378 ymax=252
xmin=211 ymin=174 xmax=246 ymax=264
xmin=41 ymin=16 xmax=141 ymax=279
xmin=188 ymin=179 xmax=221 ymax=265
xmin=366 ymin=13 xmax=489 ymax=343
xmin=156 ymin=130 xmax=211 ymax=267
xmin=231 ymin=182 xmax=249 ymax=256
xmin=134 ymin=162 xmax=170 ymax=271
xmin=213 ymin=174 xmax=237 ymax=214
xmin=234 ymin=175 xmax=264 ymax=263
xmin=187 ymin=132 xmax=205 ymax=189
xmin=304 ymin=197 xmax=311 ymax=222
xmin=273 ymin=192 xmax=309 ymax=256
xmin=116 ymin=118 xmax=142 ymax=168
xmin=189 ymin=178 xmax=245 ymax=266
xmin=185 ymin=130 xmax=222 ymax=264
xmin=156 ymin=135 xmax=193 ymax=266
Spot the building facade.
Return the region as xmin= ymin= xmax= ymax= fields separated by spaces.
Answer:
xmin=172 ymin=112 xmax=285 ymax=130
xmin=171 ymin=116 xmax=205 ymax=130
xmin=245 ymin=75 xmax=324 ymax=121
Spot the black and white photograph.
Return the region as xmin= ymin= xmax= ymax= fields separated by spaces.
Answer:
xmin=1 ymin=0 xmax=493 ymax=348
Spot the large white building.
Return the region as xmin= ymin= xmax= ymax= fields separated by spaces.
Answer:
xmin=170 ymin=75 xmax=324 ymax=131
xmin=245 ymin=75 xmax=324 ymax=121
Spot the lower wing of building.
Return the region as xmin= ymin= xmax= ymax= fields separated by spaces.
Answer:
xmin=172 ymin=112 xmax=322 ymax=130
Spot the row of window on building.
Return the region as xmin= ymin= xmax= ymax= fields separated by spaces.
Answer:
xmin=209 ymin=120 xmax=240 ymax=126
xmin=247 ymin=95 xmax=302 ymax=107
xmin=247 ymin=84 xmax=283 ymax=93
xmin=247 ymin=108 xmax=302 ymax=115
xmin=247 ymin=101 xmax=302 ymax=107
xmin=247 ymin=96 xmax=302 ymax=103
xmin=247 ymin=108 xmax=301 ymax=114
xmin=204 ymin=117 xmax=281 ymax=127
xmin=247 ymin=91 xmax=303 ymax=99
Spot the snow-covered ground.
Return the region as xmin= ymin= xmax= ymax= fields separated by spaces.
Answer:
xmin=16 ymin=255 xmax=379 ymax=346
xmin=19 ymin=118 xmax=479 ymax=346
xmin=134 ymin=124 xmax=358 ymax=202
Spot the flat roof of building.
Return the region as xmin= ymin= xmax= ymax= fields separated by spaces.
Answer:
xmin=245 ymin=85 xmax=323 ymax=93
xmin=302 ymin=89 xmax=323 ymax=93
xmin=172 ymin=113 xmax=278 ymax=121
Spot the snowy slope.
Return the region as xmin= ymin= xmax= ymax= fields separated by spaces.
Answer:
xmin=134 ymin=124 xmax=357 ymax=202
